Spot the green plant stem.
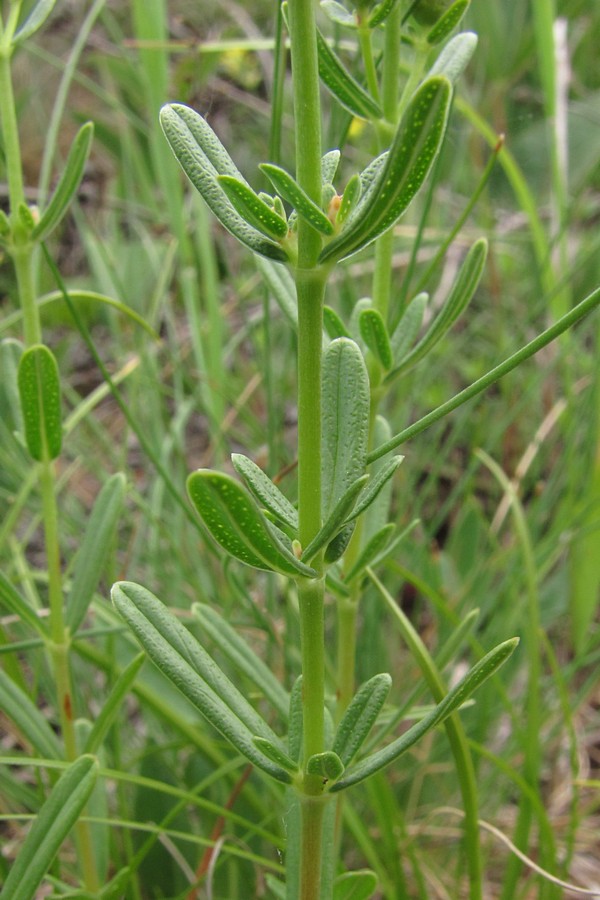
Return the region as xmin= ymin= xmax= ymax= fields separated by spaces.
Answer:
xmin=12 ymin=246 xmax=41 ymax=346
xmin=357 ymin=14 xmax=381 ymax=105
xmin=287 ymin=3 xmax=330 ymax=895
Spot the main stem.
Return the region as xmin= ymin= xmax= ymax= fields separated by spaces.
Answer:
xmin=288 ymin=1 xmax=329 ymax=896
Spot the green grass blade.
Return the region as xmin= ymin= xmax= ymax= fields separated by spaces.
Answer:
xmin=12 ymin=0 xmax=58 ymax=44
xmin=66 ymin=472 xmax=126 ymax=634
xmin=1 ymin=755 xmax=98 ymax=900
xmin=83 ymin=654 xmax=146 ymax=755
xmin=370 ymin=285 xmax=600 ymax=462
xmin=0 ymin=571 xmax=47 ymax=636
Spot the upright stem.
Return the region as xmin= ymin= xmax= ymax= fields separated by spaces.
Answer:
xmin=287 ymin=3 xmax=330 ymax=896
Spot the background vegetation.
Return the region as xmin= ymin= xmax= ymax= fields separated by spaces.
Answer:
xmin=1 ymin=0 xmax=599 ymax=897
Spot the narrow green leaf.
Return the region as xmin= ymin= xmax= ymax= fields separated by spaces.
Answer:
xmin=306 ymin=751 xmax=345 ymax=781
xmin=333 ymin=673 xmax=392 ymax=765
xmin=83 ymin=653 xmax=145 ymax=754
xmin=18 ymin=202 xmax=36 ymax=232
xmin=302 ymin=475 xmax=368 ymax=562
xmin=324 ymin=522 xmax=356 ymax=564
xmin=0 ymin=571 xmax=47 ymax=636
xmin=187 ymin=470 xmax=316 ymax=577
xmin=323 ymin=305 xmax=351 ymax=340
xmin=232 ymin=453 xmax=298 ymax=531
xmin=317 ymin=30 xmax=383 ymax=121
xmin=346 ymin=455 xmax=404 ymax=524
xmin=217 ymin=175 xmax=289 ymax=240
xmin=321 ymin=0 xmax=357 ymax=28
xmin=337 ymin=173 xmax=361 ymax=225
xmin=331 ymin=638 xmax=519 ymax=791
xmin=253 ymin=737 xmax=299 ymax=774
xmin=333 ymin=870 xmax=379 ymax=900
xmin=412 ymin=0 xmax=454 ymax=26
xmin=160 ymin=104 xmax=287 ymax=261
xmin=111 ymin=582 xmax=292 ymax=782
xmin=1 ymin=755 xmax=98 ymax=900
xmin=17 ymin=344 xmax=62 ymax=461
xmin=13 ymin=0 xmax=58 ymax=44
xmin=427 ymin=0 xmax=470 ymax=45
xmin=344 ymin=523 xmax=396 ymax=582
xmin=0 ymin=668 xmax=61 ymax=760
xmin=32 ymin=123 xmax=94 ymax=243
xmin=256 ymin=257 xmax=297 ymax=328
xmin=369 ymin=0 xmax=401 ymax=27
xmin=391 ymin=292 xmax=428 ymax=363
xmin=390 ymin=238 xmax=487 ymax=379
xmin=359 ymin=308 xmax=393 ymax=369
xmin=429 ymin=31 xmax=478 ymax=83
xmin=322 ymin=339 xmax=370 ymax=520
xmin=66 ymin=473 xmax=126 ymax=634
xmin=193 ymin=602 xmax=290 ymax=720
xmin=435 ymin=608 xmax=479 ymax=671
xmin=260 ymin=163 xmax=334 ymax=235
xmin=288 ymin=676 xmax=303 ymax=762
xmin=320 ymin=77 xmax=452 ymax=263
xmin=322 ymin=149 xmax=342 ymax=184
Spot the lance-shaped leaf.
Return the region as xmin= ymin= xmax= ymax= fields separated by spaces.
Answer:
xmin=330 ymin=638 xmax=519 ymax=791
xmin=160 ymin=104 xmax=287 ymax=261
xmin=18 ymin=344 xmax=62 ymax=461
xmin=344 ymin=523 xmax=396 ymax=583
xmin=1 ymin=755 xmax=98 ymax=900
xmin=322 ymin=149 xmax=342 ymax=184
xmin=306 ymin=751 xmax=345 ymax=781
xmin=111 ymin=581 xmax=293 ymax=782
xmin=337 ymin=173 xmax=361 ymax=226
xmin=320 ymin=76 xmax=452 ymax=264
xmin=333 ymin=870 xmax=378 ymax=900
xmin=217 ymin=175 xmax=288 ymax=240
xmin=288 ymin=676 xmax=303 ymax=762
xmin=302 ymin=474 xmax=368 ymax=562
xmin=260 ymin=163 xmax=334 ymax=235
xmin=66 ymin=472 xmax=126 ymax=634
xmin=253 ymin=737 xmax=299 ymax=775
xmin=369 ymin=0 xmax=401 ymax=27
xmin=324 ymin=522 xmax=355 ymax=564
xmin=83 ymin=654 xmax=146 ymax=755
xmin=316 ymin=30 xmax=383 ymax=121
xmin=333 ymin=673 xmax=392 ymax=766
xmin=187 ymin=470 xmax=316 ymax=578
xmin=359 ymin=307 xmax=393 ymax=370
xmin=388 ymin=238 xmax=487 ymax=380
xmin=0 ymin=668 xmax=62 ymax=760
xmin=321 ymin=0 xmax=357 ymax=28
xmin=322 ymin=339 xmax=370 ymax=519
xmin=12 ymin=0 xmax=58 ymax=44
xmin=323 ymin=305 xmax=351 ymax=340
xmin=31 ymin=123 xmax=94 ymax=243
xmin=429 ymin=31 xmax=478 ymax=83
xmin=231 ymin=453 xmax=298 ymax=531
xmin=193 ymin=602 xmax=290 ymax=720
xmin=345 ymin=455 xmax=403 ymax=525
xmin=391 ymin=292 xmax=428 ymax=362
xmin=427 ymin=0 xmax=470 ymax=45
